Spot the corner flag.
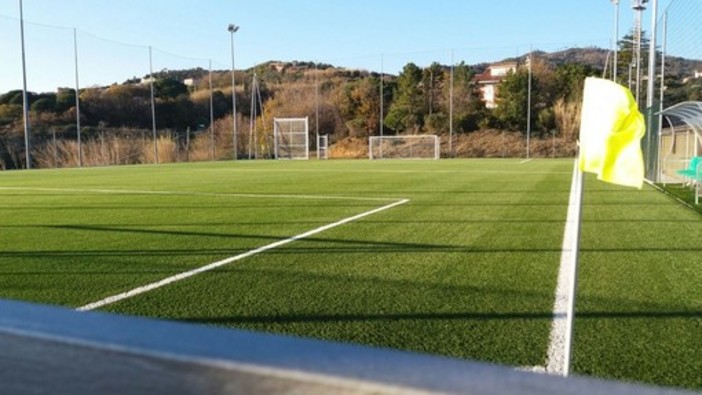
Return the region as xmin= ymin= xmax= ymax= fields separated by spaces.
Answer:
xmin=558 ymin=78 xmax=647 ymax=378
xmin=578 ymin=77 xmax=646 ymax=188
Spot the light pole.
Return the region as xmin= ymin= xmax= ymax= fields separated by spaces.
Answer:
xmin=526 ymin=49 xmax=532 ymax=159
xmin=380 ymin=53 xmax=384 ymax=137
xmin=632 ymin=0 xmax=648 ymax=107
xmin=19 ymin=0 xmax=31 ymax=169
xmin=646 ymin=0 xmax=658 ymax=110
xmin=73 ymin=28 xmax=82 ymax=167
xmin=228 ymin=24 xmax=239 ymax=160
xmin=611 ymin=0 xmax=620 ymax=82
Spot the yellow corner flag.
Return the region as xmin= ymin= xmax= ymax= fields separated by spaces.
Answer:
xmin=578 ymin=77 xmax=646 ymax=188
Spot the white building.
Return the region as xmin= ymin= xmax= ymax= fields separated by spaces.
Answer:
xmin=473 ymin=62 xmax=518 ymax=109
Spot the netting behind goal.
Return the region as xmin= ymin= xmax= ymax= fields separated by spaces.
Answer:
xmin=369 ymin=135 xmax=440 ymax=160
xmin=274 ymin=118 xmax=309 ymax=160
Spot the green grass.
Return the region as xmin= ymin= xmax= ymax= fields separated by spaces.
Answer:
xmin=575 ymin=176 xmax=702 ymax=388
xmin=1 ymin=159 xmax=700 ymax=389
xmin=658 ymin=183 xmax=702 ymax=215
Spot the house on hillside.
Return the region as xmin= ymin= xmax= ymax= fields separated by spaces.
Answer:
xmin=682 ymin=70 xmax=702 ymax=84
xmin=473 ymin=62 xmax=518 ymax=109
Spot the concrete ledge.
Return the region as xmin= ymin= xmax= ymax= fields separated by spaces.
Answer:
xmin=0 ymin=299 xmax=691 ymax=395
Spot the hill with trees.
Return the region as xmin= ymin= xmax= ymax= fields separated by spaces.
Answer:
xmin=1 ymin=44 xmax=701 ymax=169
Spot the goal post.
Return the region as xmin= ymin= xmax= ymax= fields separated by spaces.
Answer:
xmin=274 ymin=117 xmax=309 ymax=160
xmin=369 ymin=135 xmax=440 ymax=160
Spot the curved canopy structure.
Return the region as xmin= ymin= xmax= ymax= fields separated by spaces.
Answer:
xmin=657 ymin=101 xmax=702 ymax=202
xmin=657 ymin=101 xmax=702 ymax=142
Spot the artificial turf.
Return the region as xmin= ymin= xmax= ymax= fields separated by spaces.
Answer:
xmin=0 ymin=159 xmax=700 ymax=389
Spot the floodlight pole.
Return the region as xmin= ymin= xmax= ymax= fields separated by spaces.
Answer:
xmin=659 ymin=10 xmax=667 ymax=140
xmin=449 ymin=49 xmax=454 ymax=158
xmin=380 ymin=53 xmax=384 ymax=137
xmin=632 ymin=0 xmax=648 ymax=107
xmin=149 ymin=46 xmax=158 ymax=164
xmin=19 ymin=0 xmax=31 ymax=169
xmin=73 ymin=28 xmax=82 ymax=167
xmin=209 ymin=59 xmax=215 ymax=161
xmin=646 ymin=0 xmax=658 ymax=180
xmin=228 ymin=24 xmax=239 ymax=160
xmin=612 ymin=0 xmax=620 ymax=81
xmin=646 ymin=0 xmax=658 ymax=110
xmin=526 ymin=48 xmax=532 ymax=159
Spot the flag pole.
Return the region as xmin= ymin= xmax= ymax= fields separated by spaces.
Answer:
xmin=563 ymin=155 xmax=584 ymax=376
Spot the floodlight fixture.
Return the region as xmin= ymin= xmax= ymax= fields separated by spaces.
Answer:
xmin=228 ymin=24 xmax=239 ymax=33
xmin=631 ymin=0 xmax=648 ymax=10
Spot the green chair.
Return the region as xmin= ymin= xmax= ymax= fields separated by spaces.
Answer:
xmin=676 ymin=156 xmax=701 ymax=179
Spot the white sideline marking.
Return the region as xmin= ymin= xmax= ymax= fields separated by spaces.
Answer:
xmin=516 ymin=365 xmax=547 ymax=374
xmin=77 ymin=198 xmax=410 ymax=311
xmin=519 ymin=159 xmax=533 ymax=164
xmin=545 ymin=160 xmax=580 ymax=374
xmin=0 ymin=186 xmax=398 ymax=202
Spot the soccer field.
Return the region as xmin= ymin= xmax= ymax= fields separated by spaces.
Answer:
xmin=0 ymin=159 xmax=700 ymax=389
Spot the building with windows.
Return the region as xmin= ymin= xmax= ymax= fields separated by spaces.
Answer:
xmin=473 ymin=62 xmax=518 ymax=109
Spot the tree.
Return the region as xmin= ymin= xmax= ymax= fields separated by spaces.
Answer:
xmin=494 ymin=68 xmax=528 ymax=131
xmin=384 ymin=63 xmax=424 ymax=133
xmin=554 ymin=63 xmax=596 ymax=102
xmin=154 ymin=78 xmax=189 ymax=100
xmin=0 ymin=90 xmax=26 ymax=105
xmin=55 ymin=88 xmax=77 ymax=113
xmin=616 ymin=29 xmax=651 ymax=89
xmin=30 ymin=97 xmax=55 ymax=113
xmin=351 ymin=77 xmax=380 ymax=137
xmin=422 ymin=62 xmax=445 ymax=116
xmin=446 ymin=62 xmax=489 ymax=132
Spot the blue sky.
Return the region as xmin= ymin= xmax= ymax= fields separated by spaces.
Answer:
xmin=0 ymin=0 xmax=674 ymax=93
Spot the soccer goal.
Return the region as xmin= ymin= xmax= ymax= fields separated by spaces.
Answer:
xmin=317 ymin=134 xmax=329 ymax=159
xmin=274 ymin=117 xmax=309 ymax=160
xmin=369 ymin=135 xmax=440 ymax=160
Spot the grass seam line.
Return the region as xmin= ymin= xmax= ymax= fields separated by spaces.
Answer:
xmin=76 ymin=198 xmax=410 ymax=312
xmin=0 ymin=186 xmax=400 ymax=203
xmin=545 ymin=159 xmax=580 ymax=375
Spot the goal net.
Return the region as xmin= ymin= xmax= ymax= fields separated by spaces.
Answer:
xmin=369 ymin=135 xmax=440 ymax=160
xmin=274 ymin=117 xmax=309 ymax=160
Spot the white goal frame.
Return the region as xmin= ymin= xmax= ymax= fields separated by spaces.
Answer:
xmin=369 ymin=135 xmax=440 ymax=160
xmin=274 ymin=117 xmax=309 ymax=160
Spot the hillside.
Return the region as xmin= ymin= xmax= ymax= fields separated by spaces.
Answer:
xmin=2 ymin=47 xmax=702 ymax=169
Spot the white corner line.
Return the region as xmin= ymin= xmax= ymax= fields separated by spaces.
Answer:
xmin=519 ymin=159 xmax=533 ymax=164
xmin=545 ymin=160 xmax=580 ymax=375
xmin=77 ymin=198 xmax=410 ymax=312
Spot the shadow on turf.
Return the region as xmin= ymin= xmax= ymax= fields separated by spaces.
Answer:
xmin=15 ymin=225 xmax=702 ymax=255
xmin=182 ymin=310 xmax=702 ymax=326
xmin=170 ymin=268 xmax=702 ymax=326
